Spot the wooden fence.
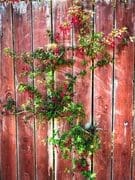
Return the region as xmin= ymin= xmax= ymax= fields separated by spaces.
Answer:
xmin=0 ymin=0 xmax=135 ymax=179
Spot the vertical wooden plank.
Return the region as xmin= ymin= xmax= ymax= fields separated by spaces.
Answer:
xmin=0 ymin=12 xmax=2 ymax=179
xmin=73 ymin=51 xmax=92 ymax=180
xmin=113 ymin=2 xmax=134 ymax=179
xmin=94 ymin=1 xmax=113 ymax=180
xmin=132 ymin=52 xmax=135 ymax=178
xmin=132 ymin=1 xmax=135 ymax=179
xmin=73 ymin=1 xmax=93 ymax=179
xmin=13 ymin=3 xmax=35 ymax=179
xmin=73 ymin=0 xmax=95 ymax=180
xmin=32 ymin=1 xmax=49 ymax=179
xmin=74 ymin=0 xmax=92 ymax=133
xmin=54 ymin=0 xmax=73 ymax=179
xmin=1 ymin=4 xmax=17 ymax=180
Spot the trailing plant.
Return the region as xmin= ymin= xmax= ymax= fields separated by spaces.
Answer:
xmin=50 ymin=124 xmax=100 ymax=178
xmin=3 ymin=0 xmax=133 ymax=179
xmin=3 ymin=97 xmax=16 ymax=115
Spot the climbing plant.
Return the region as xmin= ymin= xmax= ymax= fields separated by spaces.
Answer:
xmin=3 ymin=0 xmax=133 ymax=179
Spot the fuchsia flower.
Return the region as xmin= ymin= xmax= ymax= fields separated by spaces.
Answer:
xmin=59 ymin=21 xmax=71 ymax=35
xmin=71 ymin=16 xmax=80 ymax=25
xmin=76 ymin=47 xmax=85 ymax=56
xmin=53 ymin=47 xmax=59 ymax=55
xmin=103 ymin=36 xmax=115 ymax=48
xmin=54 ymin=33 xmax=60 ymax=43
xmin=103 ymin=27 xmax=128 ymax=48
xmin=68 ymin=5 xmax=82 ymax=26
xmin=22 ymin=65 xmax=30 ymax=72
xmin=76 ymin=160 xmax=89 ymax=172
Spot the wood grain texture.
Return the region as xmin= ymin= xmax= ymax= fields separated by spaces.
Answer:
xmin=73 ymin=1 xmax=93 ymax=179
xmin=0 ymin=13 xmax=2 ymax=180
xmin=32 ymin=2 xmax=49 ymax=179
xmin=13 ymin=3 xmax=35 ymax=179
xmin=1 ymin=4 xmax=17 ymax=180
xmin=113 ymin=2 xmax=134 ymax=180
xmin=0 ymin=1 xmax=134 ymax=179
xmin=54 ymin=0 xmax=73 ymax=179
xmin=93 ymin=2 xmax=113 ymax=180
xmin=132 ymin=1 xmax=135 ymax=178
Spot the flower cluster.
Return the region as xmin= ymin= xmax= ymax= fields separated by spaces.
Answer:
xmin=68 ymin=5 xmax=83 ymax=26
xmin=59 ymin=4 xmax=92 ymax=37
xmin=103 ymin=27 xmax=128 ymax=48
xmin=59 ymin=21 xmax=71 ymax=36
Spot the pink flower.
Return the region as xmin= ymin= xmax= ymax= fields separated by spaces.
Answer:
xmin=59 ymin=22 xmax=71 ymax=35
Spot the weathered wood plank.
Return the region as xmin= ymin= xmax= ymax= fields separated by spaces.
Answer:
xmin=1 ymin=4 xmax=17 ymax=180
xmin=130 ymin=1 xmax=135 ymax=179
xmin=73 ymin=51 xmax=91 ymax=180
xmin=32 ymin=2 xmax=49 ymax=179
xmin=54 ymin=0 xmax=73 ymax=179
xmin=132 ymin=53 xmax=135 ymax=178
xmin=13 ymin=3 xmax=35 ymax=179
xmin=73 ymin=1 xmax=93 ymax=179
xmin=113 ymin=2 xmax=134 ymax=180
xmin=0 ymin=12 xmax=2 ymax=180
xmin=94 ymin=1 xmax=113 ymax=180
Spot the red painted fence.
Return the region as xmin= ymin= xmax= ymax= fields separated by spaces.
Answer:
xmin=0 ymin=0 xmax=135 ymax=180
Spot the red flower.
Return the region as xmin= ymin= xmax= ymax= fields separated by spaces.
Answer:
xmin=59 ymin=22 xmax=71 ymax=35
xmin=71 ymin=16 xmax=80 ymax=26
xmin=76 ymin=162 xmax=89 ymax=172
xmin=103 ymin=37 xmax=115 ymax=48
xmin=54 ymin=33 xmax=60 ymax=43
xmin=53 ymin=47 xmax=59 ymax=55
xmin=60 ymin=92 xmax=65 ymax=98
xmin=28 ymin=92 xmax=34 ymax=99
xmin=22 ymin=65 xmax=30 ymax=72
